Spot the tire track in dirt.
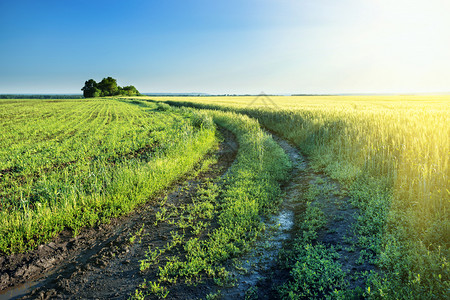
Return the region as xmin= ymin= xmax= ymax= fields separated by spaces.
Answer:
xmin=0 ymin=127 xmax=237 ymax=300
xmin=218 ymin=132 xmax=374 ymax=299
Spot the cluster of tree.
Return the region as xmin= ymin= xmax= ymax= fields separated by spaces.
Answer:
xmin=81 ymin=77 xmax=140 ymax=98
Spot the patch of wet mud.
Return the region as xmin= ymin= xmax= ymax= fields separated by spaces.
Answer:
xmin=0 ymin=127 xmax=237 ymax=300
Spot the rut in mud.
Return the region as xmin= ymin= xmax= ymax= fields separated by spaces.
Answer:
xmin=0 ymin=127 xmax=238 ymax=300
xmin=217 ymin=132 xmax=374 ymax=299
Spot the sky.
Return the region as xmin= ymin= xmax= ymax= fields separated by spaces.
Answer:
xmin=0 ymin=0 xmax=449 ymax=94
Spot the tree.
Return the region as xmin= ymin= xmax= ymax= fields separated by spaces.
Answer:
xmin=122 ymin=85 xmax=141 ymax=96
xmin=97 ymin=77 xmax=119 ymax=96
xmin=81 ymin=79 xmax=100 ymax=98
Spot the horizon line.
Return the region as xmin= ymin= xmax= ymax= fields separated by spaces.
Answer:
xmin=2 ymin=92 xmax=450 ymax=96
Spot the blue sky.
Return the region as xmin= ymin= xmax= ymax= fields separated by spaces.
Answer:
xmin=1 ymin=0 xmax=449 ymax=94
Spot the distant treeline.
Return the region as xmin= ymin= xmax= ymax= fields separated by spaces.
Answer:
xmin=0 ymin=94 xmax=83 ymax=99
xmin=82 ymin=77 xmax=140 ymax=98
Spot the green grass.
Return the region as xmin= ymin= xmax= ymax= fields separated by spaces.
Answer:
xmin=279 ymin=244 xmax=347 ymax=299
xmin=0 ymin=98 xmax=218 ymax=254
xmin=278 ymin=194 xmax=350 ymax=299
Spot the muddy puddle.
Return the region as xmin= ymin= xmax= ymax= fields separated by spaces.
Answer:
xmin=0 ymin=280 xmax=43 ymax=300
